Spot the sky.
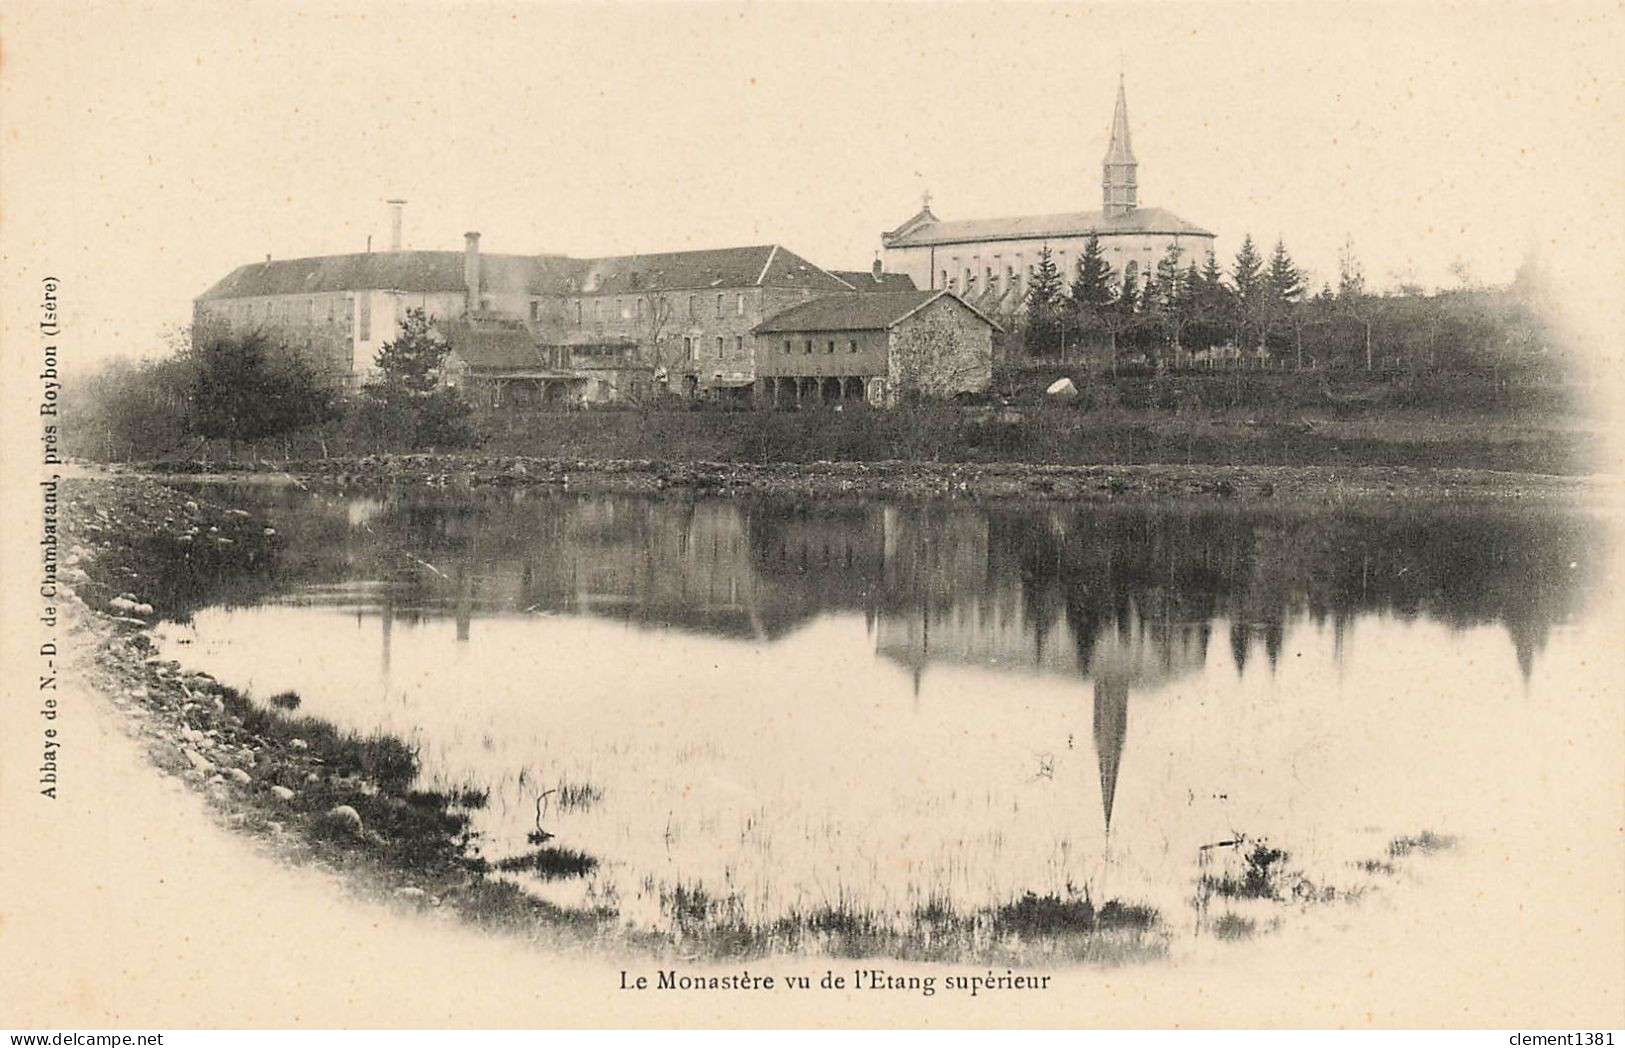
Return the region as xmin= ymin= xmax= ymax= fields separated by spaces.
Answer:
xmin=3 ymin=1 xmax=1623 ymax=368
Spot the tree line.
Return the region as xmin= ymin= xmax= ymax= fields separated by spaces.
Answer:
xmin=68 ymin=307 xmax=476 ymax=461
xmin=1017 ymin=233 xmax=1562 ymax=380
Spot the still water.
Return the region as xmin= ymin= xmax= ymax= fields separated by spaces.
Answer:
xmin=153 ymin=483 xmax=1614 ymax=953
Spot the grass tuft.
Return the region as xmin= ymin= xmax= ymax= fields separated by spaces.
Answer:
xmin=495 ymin=846 xmax=598 ymax=879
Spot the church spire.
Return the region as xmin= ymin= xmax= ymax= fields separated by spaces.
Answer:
xmin=1102 ymin=75 xmax=1138 ymax=218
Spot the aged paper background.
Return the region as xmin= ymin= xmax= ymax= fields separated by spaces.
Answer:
xmin=2 ymin=0 xmax=1622 ymax=1029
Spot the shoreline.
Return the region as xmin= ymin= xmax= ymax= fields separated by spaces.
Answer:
xmin=55 ymin=472 xmax=1176 ymax=965
xmin=107 ymin=454 xmax=1612 ymax=504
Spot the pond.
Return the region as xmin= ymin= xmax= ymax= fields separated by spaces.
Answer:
xmin=152 ymin=482 xmax=1614 ymax=960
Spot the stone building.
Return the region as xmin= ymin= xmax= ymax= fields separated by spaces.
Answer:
xmin=549 ymin=244 xmax=851 ymax=400
xmin=752 ymin=290 xmax=998 ymax=407
xmin=194 ymin=228 xmax=912 ymax=401
xmin=879 ymin=77 xmax=1215 ymax=318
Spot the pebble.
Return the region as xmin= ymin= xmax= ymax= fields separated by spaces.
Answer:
xmin=268 ymin=785 xmax=295 ymax=801
xmin=182 ymin=748 xmax=215 ymax=774
xmin=323 ymin=805 xmax=364 ymax=834
xmin=290 ymin=738 xmax=308 ymax=750
xmin=227 ymin=768 xmax=252 ymax=786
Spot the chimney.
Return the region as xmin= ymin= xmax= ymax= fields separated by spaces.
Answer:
xmin=463 ymin=231 xmax=481 ymax=313
xmin=871 ymin=257 xmax=884 ymax=283
xmin=387 ymin=199 xmax=407 ymax=251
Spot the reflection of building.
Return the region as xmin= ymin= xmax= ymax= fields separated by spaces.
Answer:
xmin=876 ymin=594 xmax=1209 ymax=834
xmin=880 ymin=78 xmax=1215 ymax=318
xmin=279 ymin=491 xmax=1592 ymax=731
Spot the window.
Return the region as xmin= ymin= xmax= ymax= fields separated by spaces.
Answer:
xmin=783 ymin=339 xmax=791 ymax=355
xmin=636 ymin=297 xmax=644 ymax=319
xmin=804 ymin=339 xmax=813 ymax=354
xmin=986 ymin=266 xmax=994 ymax=290
xmin=575 ymin=300 xmax=583 ymax=324
xmin=716 ymin=294 xmax=724 ymax=318
xmin=736 ymin=294 xmax=745 ymax=316
xmin=964 ymin=268 xmax=974 ymax=291
xmin=826 ymin=340 xmax=835 ymax=354
xmin=848 ymin=339 xmax=858 ymax=354
xmin=529 ymin=300 xmax=540 ymax=322
xmin=734 ymin=336 xmax=743 ymax=357
xmin=594 ymin=300 xmax=602 ymax=321
xmin=684 ymin=336 xmax=695 ymax=360
xmin=715 ymin=336 xmax=724 ymax=358
xmin=940 ymin=269 xmax=948 ymax=289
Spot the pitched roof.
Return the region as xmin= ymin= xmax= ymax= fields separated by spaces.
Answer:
xmin=568 ymin=244 xmax=849 ymax=295
xmin=753 ymin=290 xmax=998 ymax=334
xmin=196 ymin=251 xmax=571 ymax=301
xmin=443 ymin=321 xmax=638 ymax=370
xmin=443 ymin=324 xmax=551 ymax=370
xmin=197 ymin=244 xmax=851 ymax=302
xmin=829 ymin=269 xmax=919 ymax=292
xmin=881 ymin=205 xmax=1213 ymax=248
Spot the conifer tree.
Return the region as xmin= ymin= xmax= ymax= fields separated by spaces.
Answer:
xmin=361 ymin=307 xmax=478 ymax=448
xmin=1116 ymin=265 xmax=1139 ymax=315
xmin=1265 ymin=239 xmax=1305 ymax=305
xmin=1231 ymin=235 xmax=1266 ymax=351
xmin=1069 ymin=234 xmax=1116 ymax=311
xmin=1154 ymin=244 xmax=1186 ymax=309
xmin=1023 ymin=246 xmax=1065 ymax=357
xmin=1264 ymin=239 xmax=1307 ymax=368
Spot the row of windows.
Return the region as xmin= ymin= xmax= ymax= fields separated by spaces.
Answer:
xmin=683 ymin=335 xmax=746 ymax=360
xmin=574 ymin=292 xmax=748 ymax=325
xmin=782 ymin=338 xmax=860 ymax=355
xmin=222 ymin=295 xmax=350 ymax=327
xmin=938 ymin=242 xmax=1164 ymax=296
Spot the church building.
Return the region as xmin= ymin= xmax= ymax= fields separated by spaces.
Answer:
xmin=879 ymin=77 xmax=1216 ymax=318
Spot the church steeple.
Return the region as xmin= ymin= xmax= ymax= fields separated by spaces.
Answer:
xmin=1102 ymin=75 xmax=1138 ymax=218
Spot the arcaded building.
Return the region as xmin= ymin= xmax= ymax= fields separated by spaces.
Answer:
xmin=879 ymin=78 xmax=1215 ymax=318
xmin=753 ymin=290 xmax=998 ymax=407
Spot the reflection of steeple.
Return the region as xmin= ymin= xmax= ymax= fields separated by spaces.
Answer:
xmin=1505 ymin=616 xmax=1549 ymax=684
xmin=1093 ymin=678 xmax=1129 ymax=832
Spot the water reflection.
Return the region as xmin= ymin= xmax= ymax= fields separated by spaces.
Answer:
xmin=157 ymin=483 xmax=1606 ymax=939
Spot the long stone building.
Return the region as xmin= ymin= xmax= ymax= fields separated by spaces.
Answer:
xmin=193 ymin=217 xmax=993 ymax=407
xmin=879 ymin=77 xmax=1215 ymax=318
